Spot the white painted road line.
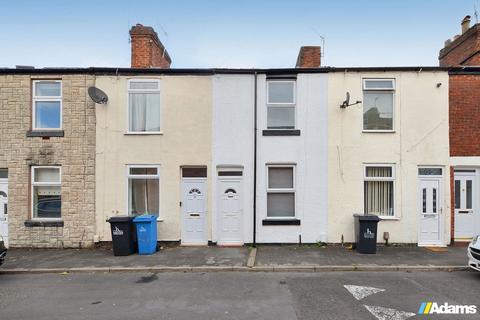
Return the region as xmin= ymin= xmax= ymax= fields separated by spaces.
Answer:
xmin=364 ymin=305 xmax=416 ymax=320
xmin=344 ymin=284 xmax=385 ymax=300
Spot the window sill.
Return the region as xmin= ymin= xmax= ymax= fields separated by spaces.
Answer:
xmin=262 ymin=219 xmax=300 ymax=226
xmin=378 ymin=216 xmax=400 ymax=221
xmin=262 ymin=129 xmax=301 ymax=136
xmin=362 ymin=130 xmax=395 ymax=133
xmin=26 ymin=130 xmax=64 ymax=137
xmin=125 ymin=132 xmax=163 ymax=135
xmin=24 ymin=220 xmax=64 ymax=227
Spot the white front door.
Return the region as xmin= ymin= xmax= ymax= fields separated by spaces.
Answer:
xmin=218 ymin=178 xmax=243 ymax=245
xmin=454 ymin=171 xmax=479 ymax=239
xmin=418 ymin=178 xmax=442 ymax=246
xmin=0 ymin=181 xmax=8 ymax=248
xmin=181 ymin=178 xmax=207 ymax=245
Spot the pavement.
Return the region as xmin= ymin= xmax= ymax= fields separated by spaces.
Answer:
xmin=1 ymin=271 xmax=479 ymax=320
xmin=0 ymin=245 xmax=469 ymax=274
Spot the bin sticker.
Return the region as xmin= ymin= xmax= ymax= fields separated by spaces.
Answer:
xmin=364 ymin=228 xmax=375 ymax=239
xmin=139 ymin=226 xmax=146 ymax=233
xmin=113 ymin=226 xmax=124 ymax=236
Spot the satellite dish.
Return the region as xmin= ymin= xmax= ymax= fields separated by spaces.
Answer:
xmin=88 ymin=87 xmax=108 ymax=104
xmin=340 ymin=92 xmax=350 ymax=108
xmin=340 ymin=91 xmax=361 ymax=108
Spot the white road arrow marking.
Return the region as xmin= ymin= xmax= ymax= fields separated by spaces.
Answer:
xmin=364 ymin=305 xmax=416 ymax=320
xmin=344 ymin=285 xmax=385 ymax=300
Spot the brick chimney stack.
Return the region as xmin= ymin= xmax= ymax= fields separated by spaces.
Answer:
xmin=129 ymin=24 xmax=172 ymax=68
xmin=439 ymin=15 xmax=480 ymax=67
xmin=296 ymin=46 xmax=321 ymax=68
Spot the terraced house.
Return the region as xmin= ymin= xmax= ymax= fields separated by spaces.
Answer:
xmin=0 ymin=70 xmax=96 ymax=248
xmin=439 ymin=16 xmax=480 ymax=245
xmin=0 ymin=23 xmax=465 ymax=248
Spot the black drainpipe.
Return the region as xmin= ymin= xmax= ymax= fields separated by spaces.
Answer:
xmin=253 ymin=72 xmax=258 ymax=246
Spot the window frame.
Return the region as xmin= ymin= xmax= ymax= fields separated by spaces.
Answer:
xmin=266 ymin=80 xmax=297 ymax=130
xmin=126 ymin=79 xmax=162 ymax=135
xmin=126 ymin=164 xmax=161 ymax=219
xmin=31 ymin=166 xmax=62 ymax=221
xmin=266 ymin=164 xmax=296 ymax=219
xmin=363 ymin=163 xmax=396 ymax=219
xmin=32 ymin=80 xmax=62 ymax=131
xmin=362 ymin=78 xmax=395 ymax=133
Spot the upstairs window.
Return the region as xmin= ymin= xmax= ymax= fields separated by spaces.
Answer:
xmin=33 ymin=80 xmax=62 ymax=130
xmin=128 ymin=80 xmax=161 ymax=133
xmin=363 ymin=79 xmax=394 ymax=131
xmin=267 ymin=80 xmax=296 ymax=129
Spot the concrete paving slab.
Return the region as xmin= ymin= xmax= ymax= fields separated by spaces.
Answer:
xmin=3 ymin=246 xmax=249 ymax=269
xmin=255 ymin=245 xmax=468 ymax=267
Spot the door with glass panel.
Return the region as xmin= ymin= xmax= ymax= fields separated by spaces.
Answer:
xmin=217 ymin=175 xmax=243 ymax=245
xmin=181 ymin=168 xmax=207 ymax=245
xmin=418 ymin=178 xmax=442 ymax=245
xmin=454 ymin=170 xmax=478 ymax=239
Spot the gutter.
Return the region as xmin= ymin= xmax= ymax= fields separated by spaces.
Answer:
xmin=0 ymin=66 xmax=450 ymax=75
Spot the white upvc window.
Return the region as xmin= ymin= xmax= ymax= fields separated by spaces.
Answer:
xmin=364 ymin=164 xmax=395 ymax=217
xmin=127 ymin=79 xmax=161 ymax=133
xmin=266 ymin=165 xmax=296 ymax=218
xmin=362 ymin=79 xmax=395 ymax=132
xmin=127 ymin=165 xmax=160 ymax=217
xmin=31 ymin=166 xmax=61 ymax=220
xmin=32 ymin=80 xmax=62 ymax=130
xmin=266 ymin=80 xmax=296 ymax=129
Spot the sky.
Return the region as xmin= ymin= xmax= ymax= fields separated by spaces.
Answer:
xmin=1 ymin=0 xmax=478 ymax=68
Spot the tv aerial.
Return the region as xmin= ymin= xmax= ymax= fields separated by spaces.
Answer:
xmin=88 ymin=87 xmax=108 ymax=104
xmin=340 ymin=92 xmax=361 ymax=108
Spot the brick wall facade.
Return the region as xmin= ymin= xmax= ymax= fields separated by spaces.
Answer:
xmin=0 ymin=74 xmax=96 ymax=248
xmin=295 ymin=46 xmax=321 ymax=68
xmin=449 ymin=74 xmax=480 ymax=156
xmin=130 ymin=24 xmax=172 ymax=68
xmin=439 ymin=24 xmax=480 ymax=67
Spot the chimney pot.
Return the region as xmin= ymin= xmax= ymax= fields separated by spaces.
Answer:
xmin=295 ymin=46 xmax=321 ymax=68
xmin=462 ymin=15 xmax=471 ymax=34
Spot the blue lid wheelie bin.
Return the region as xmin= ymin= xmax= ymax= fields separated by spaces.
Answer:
xmin=133 ymin=215 xmax=158 ymax=255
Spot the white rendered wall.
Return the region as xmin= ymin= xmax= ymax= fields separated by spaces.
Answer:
xmin=212 ymin=75 xmax=255 ymax=243
xmin=256 ymin=73 xmax=329 ymax=243
xmin=328 ymin=71 xmax=450 ymax=244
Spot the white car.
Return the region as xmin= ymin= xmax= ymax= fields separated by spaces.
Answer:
xmin=468 ymin=235 xmax=480 ymax=271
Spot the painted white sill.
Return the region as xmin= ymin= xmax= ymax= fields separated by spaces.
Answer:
xmin=125 ymin=132 xmax=163 ymax=135
xmin=379 ymin=216 xmax=400 ymax=221
xmin=362 ymin=130 xmax=396 ymax=133
xmin=156 ymin=218 xmax=164 ymax=222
